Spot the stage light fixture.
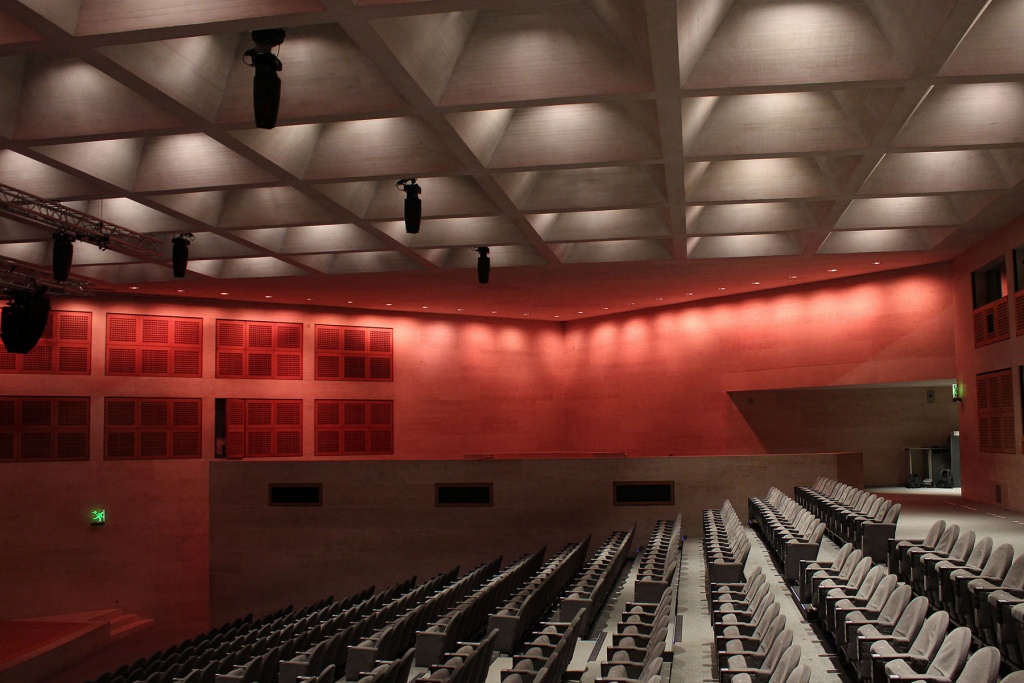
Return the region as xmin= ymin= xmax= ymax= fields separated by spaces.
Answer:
xmin=243 ymin=28 xmax=286 ymax=129
xmin=171 ymin=233 xmax=195 ymax=278
xmin=52 ymin=232 xmax=74 ymax=282
xmin=1 ymin=287 xmax=51 ymax=354
xmin=475 ymin=247 xmax=490 ymax=284
xmin=396 ymin=179 xmax=422 ymax=234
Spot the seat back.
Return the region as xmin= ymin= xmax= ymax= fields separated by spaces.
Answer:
xmin=838 ymin=549 xmax=865 ymax=579
xmin=933 ymin=525 xmax=960 ymax=555
xmin=981 ymin=543 xmax=1014 ymax=580
xmin=1000 ymin=553 xmax=1024 ymax=590
xmin=784 ymin=664 xmax=811 ymax=683
xmin=881 ymin=503 xmax=900 ymax=524
xmin=761 ymin=629 xmax=794 ymax=671
xmin=844 ymin=557 xmax=874 ymax=591
xmin=854 ymin=565 xmax=886 ymax=601
xmin=767 ymin=645 xmax=801 ymax=683
xmin=924 ymin=627 xmax=971 ymax=679
xmin=922 ymin=520 xmax=947 ymax=549
xmin=877 ymin=584 xmax=913 ymax=627
xmin=965 ymin=536 xmax=993 ymax=569
xmin=892 ymin=595 xmax=930 ymax=640
xmin=830 ymin=544 xmax=854 ymax=571
xmin=945 ymin=530 xmax=975 ymax=564
xmin=907 ymin=611 xmax=950 ymax=661
xmin=863 ymin=573 xmax=898 ymax=613
xmin=954 ymin=647 xmax=1001 ymax=683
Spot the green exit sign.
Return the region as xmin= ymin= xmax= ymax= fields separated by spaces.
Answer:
xmin=90 ymin=509 xmax=106 ymax=526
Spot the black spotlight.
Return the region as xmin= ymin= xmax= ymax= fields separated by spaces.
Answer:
xmin=243 ymin=28 xmax=286 ymax=129
xmin=475 ymin=247 xmax=490 ymax=284
xmin=1 ymin=288 xmax=51 ymax=354
xmin=52 ymin=232 xmax=73 ymax=282
xmin=396 ymin=179 xmax=421 ymax=234
xmin=171 ymin=233 xmax=195 ymax=278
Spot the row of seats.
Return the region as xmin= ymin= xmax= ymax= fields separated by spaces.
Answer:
xmin=418 ymin=628 xmax=498 ymax=683
xmin=635 ymin=515 xmax=683 ymax=604
xmin=798 ymin=540 xmax=1013 ymax=683
xmin=220 ymin=571 xmax=455 ymax=683
xmin=598 ymin=583 xmax=673 ymax=683
xmin=707 ymin=561 xmax=810 ymax=682
xmin=502 ymin=613 xmax=583 ymax=683
xmin=417 ymin=549 xmax=545 ymax=667
xmin=748 ymin=488 xmax=827 ymax=582
xmin=87 ymin=600 xmax=345 ymax=683
xmin=889 ymin=520 xmax=1024 ymax=668
xmin=703 ymin=500 xmax=752 ymax=585
xmin=279 ymin=578 xmax=442 ymax=683
xmin=345 ymin=563 xmax=494 ymax=678
xmin=795 ymin=478 xmax=900 ymax=562
xmin=560 ymin=526 xmax=635 ymax=634
xmin=488 ymin=539 xmax=590 ymax=653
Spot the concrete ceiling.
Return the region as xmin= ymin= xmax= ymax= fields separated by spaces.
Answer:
xmin=1 ymin=0 xmax=1023 ymax=319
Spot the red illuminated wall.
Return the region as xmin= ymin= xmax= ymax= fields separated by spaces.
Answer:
xmin=952 ymin=215 xmax=1024 ymax=511
xmin=562 ymin=264 xmax=957 ymax=457
xmin=0 ymin=262 xmax=964 ymax=659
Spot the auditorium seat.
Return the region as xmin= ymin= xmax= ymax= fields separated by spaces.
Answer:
xmin=718 ymin=626 xmax=794 ymax=682
xmin=913 ymin=529 xmax=975 ymax=595
xmin=931 ymin=535 xmax=992 ymax=609
xmin=813 ymin=556 xmax=873 ymax=612
xmin=899 ymin=524 xmax=958 ymax=582
xmin=889 ymin=520 xmax=945 ymax=576
xmin=943 ymin=647 xmax=1000 ymax=683
xmin=850 ymin=595 xmax=929 ymax=677
xmin=799 ymin=543 xmax=854 ymax=603
xmin=831 ymin=572 xmax=898 ymax=648
xmin=805 ymin=549 xmax=865 ymax=607
xmin=821 ymin=564 xmax=888 ymax=633
xmin=879 ymin=626 xmax=971 ymax=683
xmin=722 ymin=643 xmax=801 ymax=683
xmin=866 ymin=610 xmax=949 ymax=683
xmin=969 ymin=553 xmax=1024 ymax=641
xmin=838 ymin=583 xmax=912 ymax=660
xmin=948 ymin=543 xmax=1014 ymax=624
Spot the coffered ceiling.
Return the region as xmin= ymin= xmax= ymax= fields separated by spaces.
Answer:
xmin=1 ymin=0 xmax=1023 ymax=319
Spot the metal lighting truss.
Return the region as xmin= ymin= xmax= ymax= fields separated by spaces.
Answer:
xmin=0 ymin=256 xmax=92 ymax=297
xmin=0 ymin=182 xmax=163 ymax=260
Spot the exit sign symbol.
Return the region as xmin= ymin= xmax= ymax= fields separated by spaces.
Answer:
xmin=90 ymin=509 xmax=106 ymax=526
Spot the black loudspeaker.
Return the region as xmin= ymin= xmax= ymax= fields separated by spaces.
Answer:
xmin=251 ymin=52 xmax=282 ymax=129
xmin=1 ymin=292 xmax=51 ymax=354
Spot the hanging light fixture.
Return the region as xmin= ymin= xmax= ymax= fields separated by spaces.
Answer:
xmin=475 ymin=247 xmax=490 ymax=284
xmin=243 ymin=28 xmax=286 ymax=129
xmin=171 ymin=233 xmax=195 ymax=278
xmin=52 ymin=232 xmax=74 ymax=282
xmin=396 ymin=179 xmax=422 ymax=234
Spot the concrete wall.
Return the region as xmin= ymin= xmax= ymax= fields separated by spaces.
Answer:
xmin=207 ymin=453 xmax=858 ymax=623
xmin=0 ymin=460 xmax=209 ymax=643
xmin=561 ymin=264 xmax=958 ymax=457
xmin=731 ymin=385 xmax=959 ymax=487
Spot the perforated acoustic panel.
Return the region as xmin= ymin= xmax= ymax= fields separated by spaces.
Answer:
xmin=977 ymin=369 xmax=1015 ymax=454
xmin=315 ymin=325 xmax=393 ymax=382
xmin=217 ymin=320 xmax=303 ymax=380
xmin=0 ymin=310 xmax=91 ymax=375
xmin=106 ymin=313 xmax=203 ymax=377
xmin=315 ymin=399 xmax=394 ymax=456
xmin=0 ymin=396 xmax=90 ymax=461
xmin=973 ymin=298 xmax=1010 ymax=348
xmin=225 ymin=398 xmax=302 ymax=458
xmin=104 ymin=398 xmax=202 ymax=459
xmin=1016 ymin=292 xmax=1024 ymax=337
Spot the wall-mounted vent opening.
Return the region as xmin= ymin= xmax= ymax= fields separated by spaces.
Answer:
xmin=269 ymin=484 xmax=322 ymax=506
xmin=613 ymin=481 xmax=674 ymax=506
xmin=435 ymin=483 xmax=493 ymax=507
xmin=995 ymin=483 xmax=1004 ymax=505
